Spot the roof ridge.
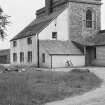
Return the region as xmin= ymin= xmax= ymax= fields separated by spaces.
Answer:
xmin=10 ymin=8 xmax=66 ymax=41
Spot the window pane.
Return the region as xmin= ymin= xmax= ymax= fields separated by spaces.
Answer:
xmin=86 ymin=20 xmax=92 ymax=28
xmin=86 ymin=10 xmax=92 ymax=20
xmin=13 ymin=41 xmax=17 ymax=47
xmin=27 ymin=51 xmax=32 ymax=62
xmin=27 ymin=37 xmax=32 ymax=44
xmin=42 ymin=53 xmax=45 ymax=63
xmin=86 ymin=10 xmax=92 ymax=28
xmin=13 ymin=53 xmax=17 ymax=62
xmin=20 ymin=52 xmax=24 ymax=62
xmin=52 ymin=32 xmax=57 ymax=39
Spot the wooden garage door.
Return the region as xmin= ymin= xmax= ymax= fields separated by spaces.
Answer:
xmin=96 ymin=46 xmax=105 ymax=60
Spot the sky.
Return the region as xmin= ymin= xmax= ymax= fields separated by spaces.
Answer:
xmin=0 ymin=0 xmax=105 ymax=49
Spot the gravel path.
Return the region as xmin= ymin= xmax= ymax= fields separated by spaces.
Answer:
xmin=46 ymin=67 xmax=105 ymax=105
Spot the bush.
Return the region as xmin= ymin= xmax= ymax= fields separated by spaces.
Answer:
xmin=0 ymin=65 xmax=6 ymax=72
xmin=71 ymin=69 xmax=90 ymax=73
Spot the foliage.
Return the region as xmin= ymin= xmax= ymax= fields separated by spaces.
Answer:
xmin=0 ymin=7 xmax=10 ymax=39
xmin=0 ymin=70 xmax=102 ymax=105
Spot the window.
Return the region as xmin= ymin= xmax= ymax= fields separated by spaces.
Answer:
xmin=94 ymin=48 xmax=96 ymax=59
xmin=13 ymin=41 xmax=17 ymax=47
xmin=27 ymin=51 xmax=32 ymax=62
xmin=27 ymin=37 xmax=32 ymax=45
xmin=54 ymin=18 xmax=57 ymax=27
xmin=13 ymin=53 xmax=17 ymax=62
xmin=52 ymin=32 xmax=57 ymax=39
xmin=86 ymin=9 xmax=92 ymax=28
xmin=42 ymin=53 xmax=45 ymax=63
xmin=20 ymin=52 xmax=24 ymax=62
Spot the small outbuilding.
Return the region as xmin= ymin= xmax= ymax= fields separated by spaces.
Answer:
xmin=0 ymin=49 xmax=10 ymax=64
xmin=91 ymin=30 xmax=105 ymax=66
xmin=39 ymin=40 xmax=85 ymax=68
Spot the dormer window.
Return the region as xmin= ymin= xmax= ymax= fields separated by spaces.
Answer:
xmin=13 ymin=41 xmax=17 ymax=47
xmin=86 ymin=9 xmax=92 ymax=28
xmin=52 ymin=32 xmax=57 ymax=39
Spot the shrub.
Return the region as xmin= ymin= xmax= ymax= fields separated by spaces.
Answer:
xmin=71 ymin=69 xmax=90 ymax=73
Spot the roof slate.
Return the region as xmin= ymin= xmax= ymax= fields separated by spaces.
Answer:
xmin=11 ymin=19 xmax=52 ymax=41
xmin=72 ymin=37 xmax=95 ymax=46
xmin=40 ymin=40 xmax=83 ymax=55
xmin=73 ymin=30 xmax=105 ymax=46
xmin=11 ymin=8 xmax=66 ymax=41
xmin=88 ymin=31 xmax=105 ymax=46
xmin=0 ymin=49 xmax=10 ymax=56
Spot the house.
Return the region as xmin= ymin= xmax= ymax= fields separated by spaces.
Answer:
xmin=0 ymin=49 xmax=10 ymax=64
xmin=86 ymin=30 xmax=105 ymax=66
xmin=10 ymin=0 xmax=102 ymax=68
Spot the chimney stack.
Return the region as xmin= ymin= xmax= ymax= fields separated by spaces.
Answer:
xmin=45 ymin=0 xmax=52 ymax=15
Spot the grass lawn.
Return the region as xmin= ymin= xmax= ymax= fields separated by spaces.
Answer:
xmin=0 ymin=69 xmax=102 ymax=105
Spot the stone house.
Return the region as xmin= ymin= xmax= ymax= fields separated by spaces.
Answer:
xmin=0 ymin=49 xmax=10 ymax=64
xmin=10 ymin=0 xmax=103 ymax=68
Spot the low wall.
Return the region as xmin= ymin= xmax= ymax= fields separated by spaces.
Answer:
xmin=52 ymin=55 xmax=85 ymax=68
xmin=92 ymin=59 xmax=105 ymax=67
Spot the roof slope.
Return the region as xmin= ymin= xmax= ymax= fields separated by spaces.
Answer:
xmin=40 ymin=40 xmax=83 ymax=55
xmin=11 ymin=19 xmax=52 ymax=41
xmin=79 ymin=30 xmax=105 ymax=46
xmin=11 ymin=8 xmax=66 ymax=41
xmin=0 ymin=49 xmax=10 ymax=56
xmin=72 ymin=37 xmax=95 ymax=46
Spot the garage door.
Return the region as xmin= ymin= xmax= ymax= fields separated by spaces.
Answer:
xmin=96 ymin=46 xmax=105 ymax=60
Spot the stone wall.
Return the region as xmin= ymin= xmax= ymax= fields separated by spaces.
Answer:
xmin=68 ymin=1 xmax=101 ymax=40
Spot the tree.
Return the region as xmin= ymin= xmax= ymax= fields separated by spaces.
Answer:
xmin=0 ymin=7 xmax=10 ymax=39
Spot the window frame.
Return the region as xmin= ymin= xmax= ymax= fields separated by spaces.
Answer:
xmin=42 ymin=53 xmax=45 ymax=63
xmin=94 ymin=48 xmax=96 ymax=59
xmin=13 ymin=53 xmax=17 ymax=62
xmin=52 ymin=32 xmax=57 ymax=39
xmin=13 ymin=41 xmax=17 ymax=47
xmin=20 ymin=52 xmax=24 ymax=62
xmin=27 ymin=37 xmax=32 ymax=45
xmin=27 ymin=51 xmax=32 ymax=62
xmin=86 ymin=9 xmax=93 ymax=28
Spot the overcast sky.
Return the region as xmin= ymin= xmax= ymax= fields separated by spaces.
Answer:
xmin=0 ymin=0 xmax=105 ymax=49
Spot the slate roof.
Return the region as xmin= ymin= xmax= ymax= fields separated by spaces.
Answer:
xmin=40 ymin=40 xmax=83 ymax=55
xmin=71 ymin=37 xmax=95 ymax=46
xmin=11 ymin=8 xmax=66 ymax=41
xmin=72 ymin=30 xmax=105 ymax=46
xmin=11 ymin=19 xmax=52 ymax=41
xmin=82 ymin=30 xmax=105 ymax=46
xmin=0 ymin=49 xmax=10 ymax=56
xmin=71 ymin=30 xmax=105 ymax=47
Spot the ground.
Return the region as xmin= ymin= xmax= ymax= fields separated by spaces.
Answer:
xmin=46 ymin=67 xmax=105 ymax=105
xmin=0 ymin=68 xmax=102 ymax=105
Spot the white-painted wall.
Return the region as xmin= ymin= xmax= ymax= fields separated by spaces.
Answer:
xmin=10 ymin=7 xmax=86 ymax=68
xmin=39 ymin=47 xmax=51 ymax=68
xmin=39 ymin=8 xmax=69 ymax=41
xmin=52 ymin=55 xmax=85 ymax=68
xmin=10 ymin=35 xmax=38 ymax=66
